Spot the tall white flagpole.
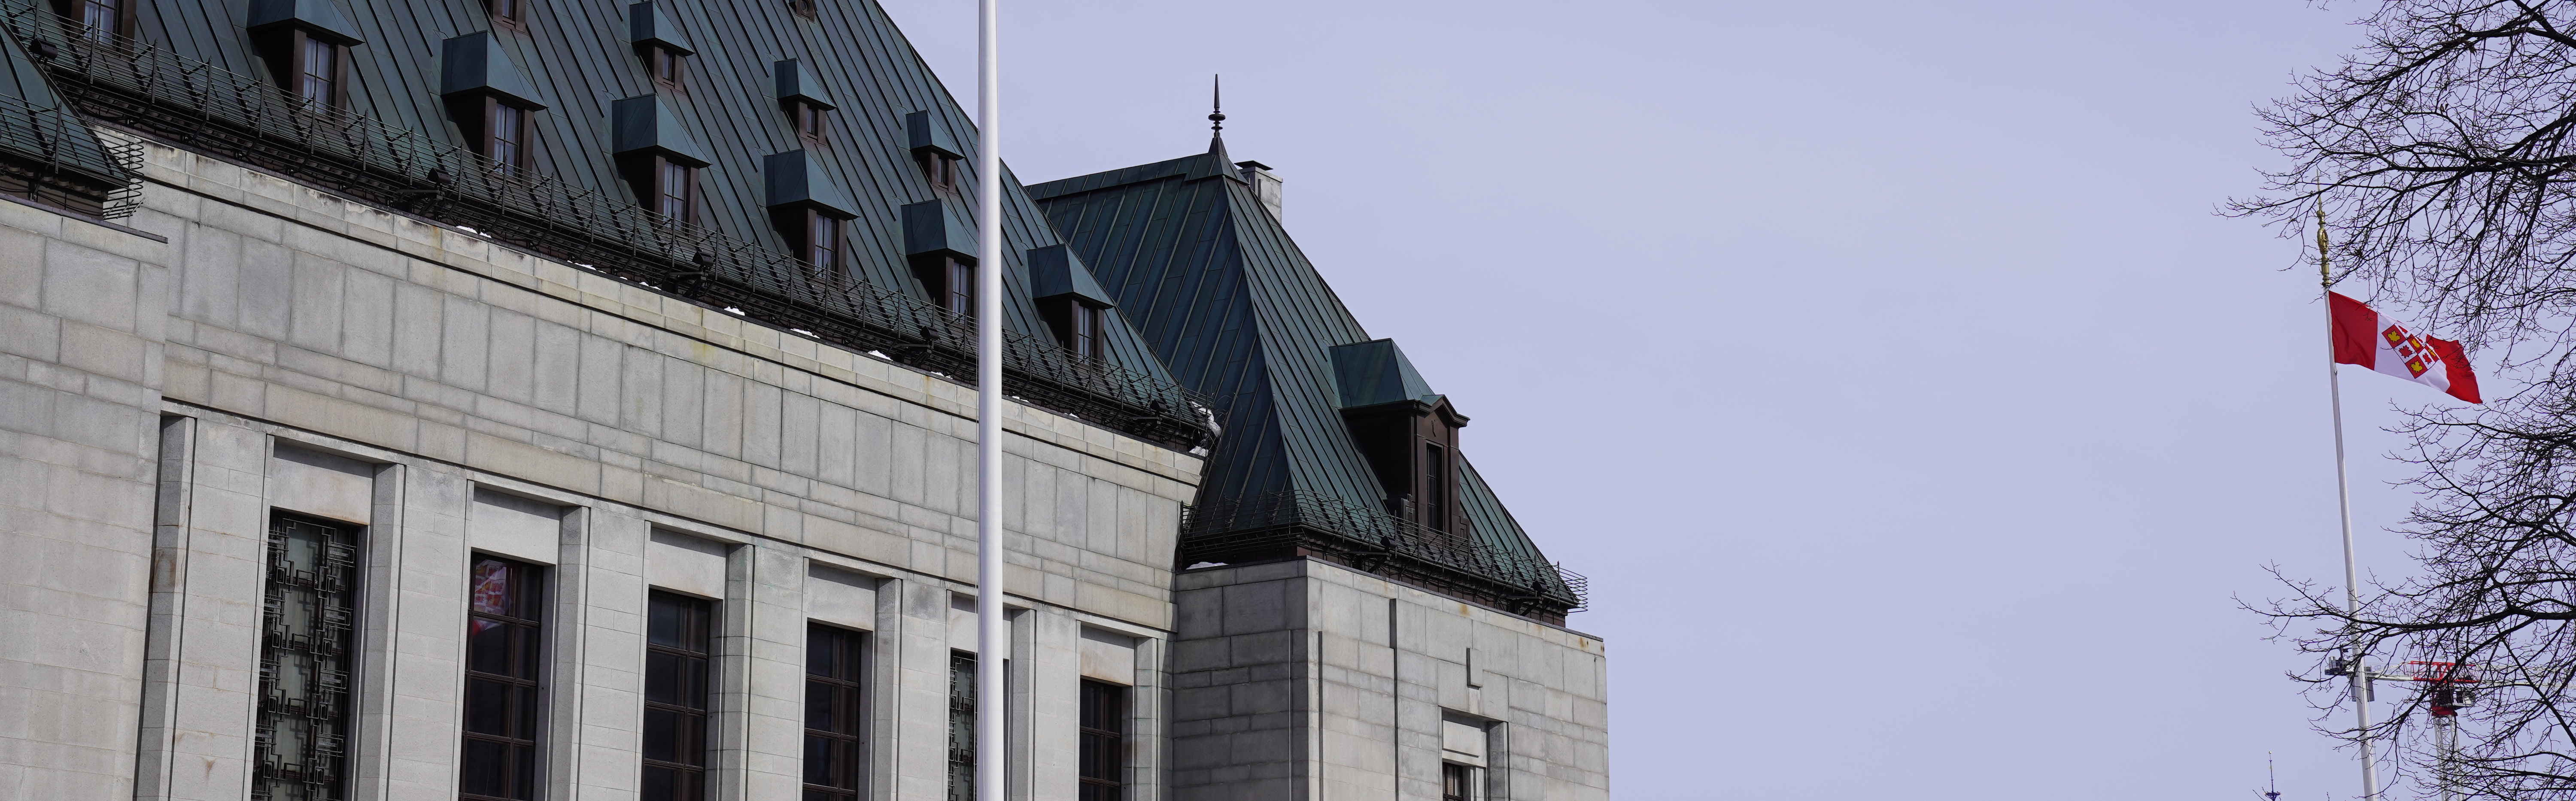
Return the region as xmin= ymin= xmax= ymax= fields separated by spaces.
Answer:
xmin=974 ymin=0 xmax=1006 ymax=798
xmin=2321 ymin=205 xmax=2381 ymax=801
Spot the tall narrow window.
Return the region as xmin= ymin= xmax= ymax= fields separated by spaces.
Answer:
xmin=1442 ymin=764 xmax=1474 ymax=801
xmin=805 ymin=625 xmax=867 ymax=801
xmin=809 ymin=213 xmax=839 ymax=273
xmin=489 ymin=102 xmax=527 ymax=173
xmin=947 ymin=260 xmax=975 ymax=317
xmin=298 ymin=36 xmax=337 ymax=107
xmin=642 ymin=592 xmax=713 ymax=801
xmin=255 ymin=28 xmax=348 ymax=111
xmin=1042 ymin=299 xmax=1106 ymax=360
xmin=462 ymin=556 xmax=545 ymax=801
xmin=913 ymin=257 xmax=975 ymax=318
xmin=1078 ymin=681 xmax=1125 ymax=801
xmin=254 ymin=514 xmax=359 ymax=801
xmin=794 ymin=101 xmax=828 ymax=145
xmin=620 ymin=154 xmax=699 ymax=227
xmin=946 ymin=652 xmax=975 ymax=801
xmin=659 ymin=159 xmax=693 ymax=223
xmin=1422 ymin=443 xmax=1448 ymax=532
xmin=72 ymin=0 xmax=122 ymax=41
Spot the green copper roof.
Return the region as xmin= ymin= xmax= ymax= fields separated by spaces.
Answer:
xmin=905 ymin=110 xmax=962 ymax=159
xmin=774 ymin=59 xmax=834 ymax=109
xmin=611 ymin=94 xmax=705 ymax=165
xmin=1032 ymin=143 xmax=1564 ymax=591
xmin=763 ymin=149 xmax=857 ymax=218
xmin=1329 ymin=339 xmax=1440 ymax=410
xmin=246 ymin=0 xmax=362 ymax=46
xmin=626 ymin=1 xmax=695 ymax=55
xmin=1026 ymin=245 xmax=1116 ymax=308
xmin=440 ymin=32 xmax=545 ymax=109
xmin=900 ymin=198 xmax=974 ymax=260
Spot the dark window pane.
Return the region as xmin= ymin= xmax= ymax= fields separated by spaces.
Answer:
xmin=641 ymin=765 xmax=674 ymax=801
xmin=464 ymin=677 xmax=509 ymax=735
xmin=460 ymin=739 xmax=508 ymax=796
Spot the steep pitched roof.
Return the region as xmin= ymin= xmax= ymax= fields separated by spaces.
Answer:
xmin=104 ymin=0 xmax=1176 ymax=391
xmin=1029 ymin=150 xmax=1566 ymax=602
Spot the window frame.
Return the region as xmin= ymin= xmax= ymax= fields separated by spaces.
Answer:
xmin=649 ymin=45 xmax=686 ymax=94
xmin=486 ymin=97 xmax=532 ymax=173
xmin=1441 ymin=762 xmax=1477 ymax=801
xmin=793 ymin=100 xmax=829 ymax=146
xmin=253 ymin=512 xmax=361 ymax=801
xmin=641 ymin=591 xmax=714 ymax=801
xmin=1077 ymin=680 xmax=1126 ymax=801
xmin=1422 ymin=442 xmax=1449 ymax=534
xmin=911 ymin=256 xmax=975 ymax=318
xmin=1041 ymin=297 xmax=1107 ymax=361
xmin=461 ymin=555 xmax=547 ymax=801
xmin=253 ymin=27 xmax=349 ymax=112
xmin=915 ymin=149 xmax=957 ymax=192
xmin=486 ymin=0 xmax=528 ymax=30
xmin=772 ymin=206 xmax=847 ymax=274
xmin=56 ymin=0 xmax=130 ymax=42
xmin=803 ymin=624 xmax=869 ymax=801
xmin=947 ymin=651 xmax=976 ymax=801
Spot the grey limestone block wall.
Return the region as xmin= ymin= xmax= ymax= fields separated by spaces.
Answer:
xmin=0 ymin=133 xmax=1202 ymax=801
xmin=1168 ymin=559 xmax=1610 ymax=801
xmin=0 ymin=190 xmax=173 ymax=801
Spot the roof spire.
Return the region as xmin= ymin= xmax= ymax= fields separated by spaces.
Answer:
xmin=1207 ymin=74 xmax=1226 ymax=152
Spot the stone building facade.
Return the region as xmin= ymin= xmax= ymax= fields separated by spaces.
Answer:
xmin=0 ymin=1 xmax=1608 ymax=800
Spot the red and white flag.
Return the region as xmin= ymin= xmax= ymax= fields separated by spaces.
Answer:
xmin=2329 ymin=291 xmax=2482 ymax=404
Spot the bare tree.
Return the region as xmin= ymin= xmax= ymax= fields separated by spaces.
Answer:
xmin=2239 ymin=2 xmax=2576 ymax=798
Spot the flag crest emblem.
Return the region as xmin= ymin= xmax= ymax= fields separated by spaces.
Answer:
xmin=2329 ymin=291 xmax=2482 ymax=404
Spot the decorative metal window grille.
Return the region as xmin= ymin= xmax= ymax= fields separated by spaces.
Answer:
xmin=946 ymin=652 xmax=974 ymax=801
xmin=253 ymin=513 xmax=358 ymax=801
xmin=641 ymin=591 xmax=713 ymax=801
xmin=1077 ymin=680 xmax=1125 ymax=801
xmin=804 ymin=624 xmax=866 ymax=801
xmin=461 ymin=556 xmax=545 ymax=801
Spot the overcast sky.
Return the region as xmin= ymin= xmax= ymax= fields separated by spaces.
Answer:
xmin=878 ymin=0 xmax=2416 ymax=797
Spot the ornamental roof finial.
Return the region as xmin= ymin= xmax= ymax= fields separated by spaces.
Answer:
xmin=1209 ymin=74 xmax=1225 ymax=139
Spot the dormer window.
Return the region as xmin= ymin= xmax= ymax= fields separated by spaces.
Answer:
xmin=252 ymin=28 xmax=350 ymax=112
xmin=55 ymin=0 xmax=128 ymax=42
xmin=482 ymin=99 xmax=532 ymax=173
xmin=486 ymin=0 xmax=527 ymax=30
xmin=441 ymin=32 xmax=548 ymax=174
xmin=775 ymin=207 xmax=848 ymax=273
xmin=1421 ymin=443 xmax=1449 ymax=532
xmin=765 ymin=149 xmax=859 ymax=274
xmin=1327 ymin=339 xmax=1469 ymax=534
xmin=632 ymin=3 xmax=696 ymax=94
xmin=648 ymin=45 xmax=685 ymax=92
xmin=611 ymin=94 xmax=710 ymax=227
xmin=789 ymin=0 xmax=818 ymax=18
xmin=1027 ymin=244 xmax=1119 ymax=360
xmin=776 ymin=60 xmax=838 ymax=147
xmin=916 ymin=150 xmax=958 ymax=192
xmin=1042 ymin=298 xmax=1107 ymax=360
xmin=653 ymin=158 xmax=694 ymax=223
xmin=249 ymin=0 xmax=363 ymax=110
xmin=793 ymin=101 xmax=828 ymax=145
xmin=905 ymin=110 xmax=966 ymax=194
xmin=913 ymin=257 xmax=975 ymax=317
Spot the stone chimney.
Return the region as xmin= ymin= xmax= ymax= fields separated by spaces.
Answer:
xmin=1236 ymin=160 xmax=1284 ymax=223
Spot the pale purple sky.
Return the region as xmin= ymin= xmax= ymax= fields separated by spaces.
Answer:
xmin=879 ymin=0 xmax=2412 ymax=797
